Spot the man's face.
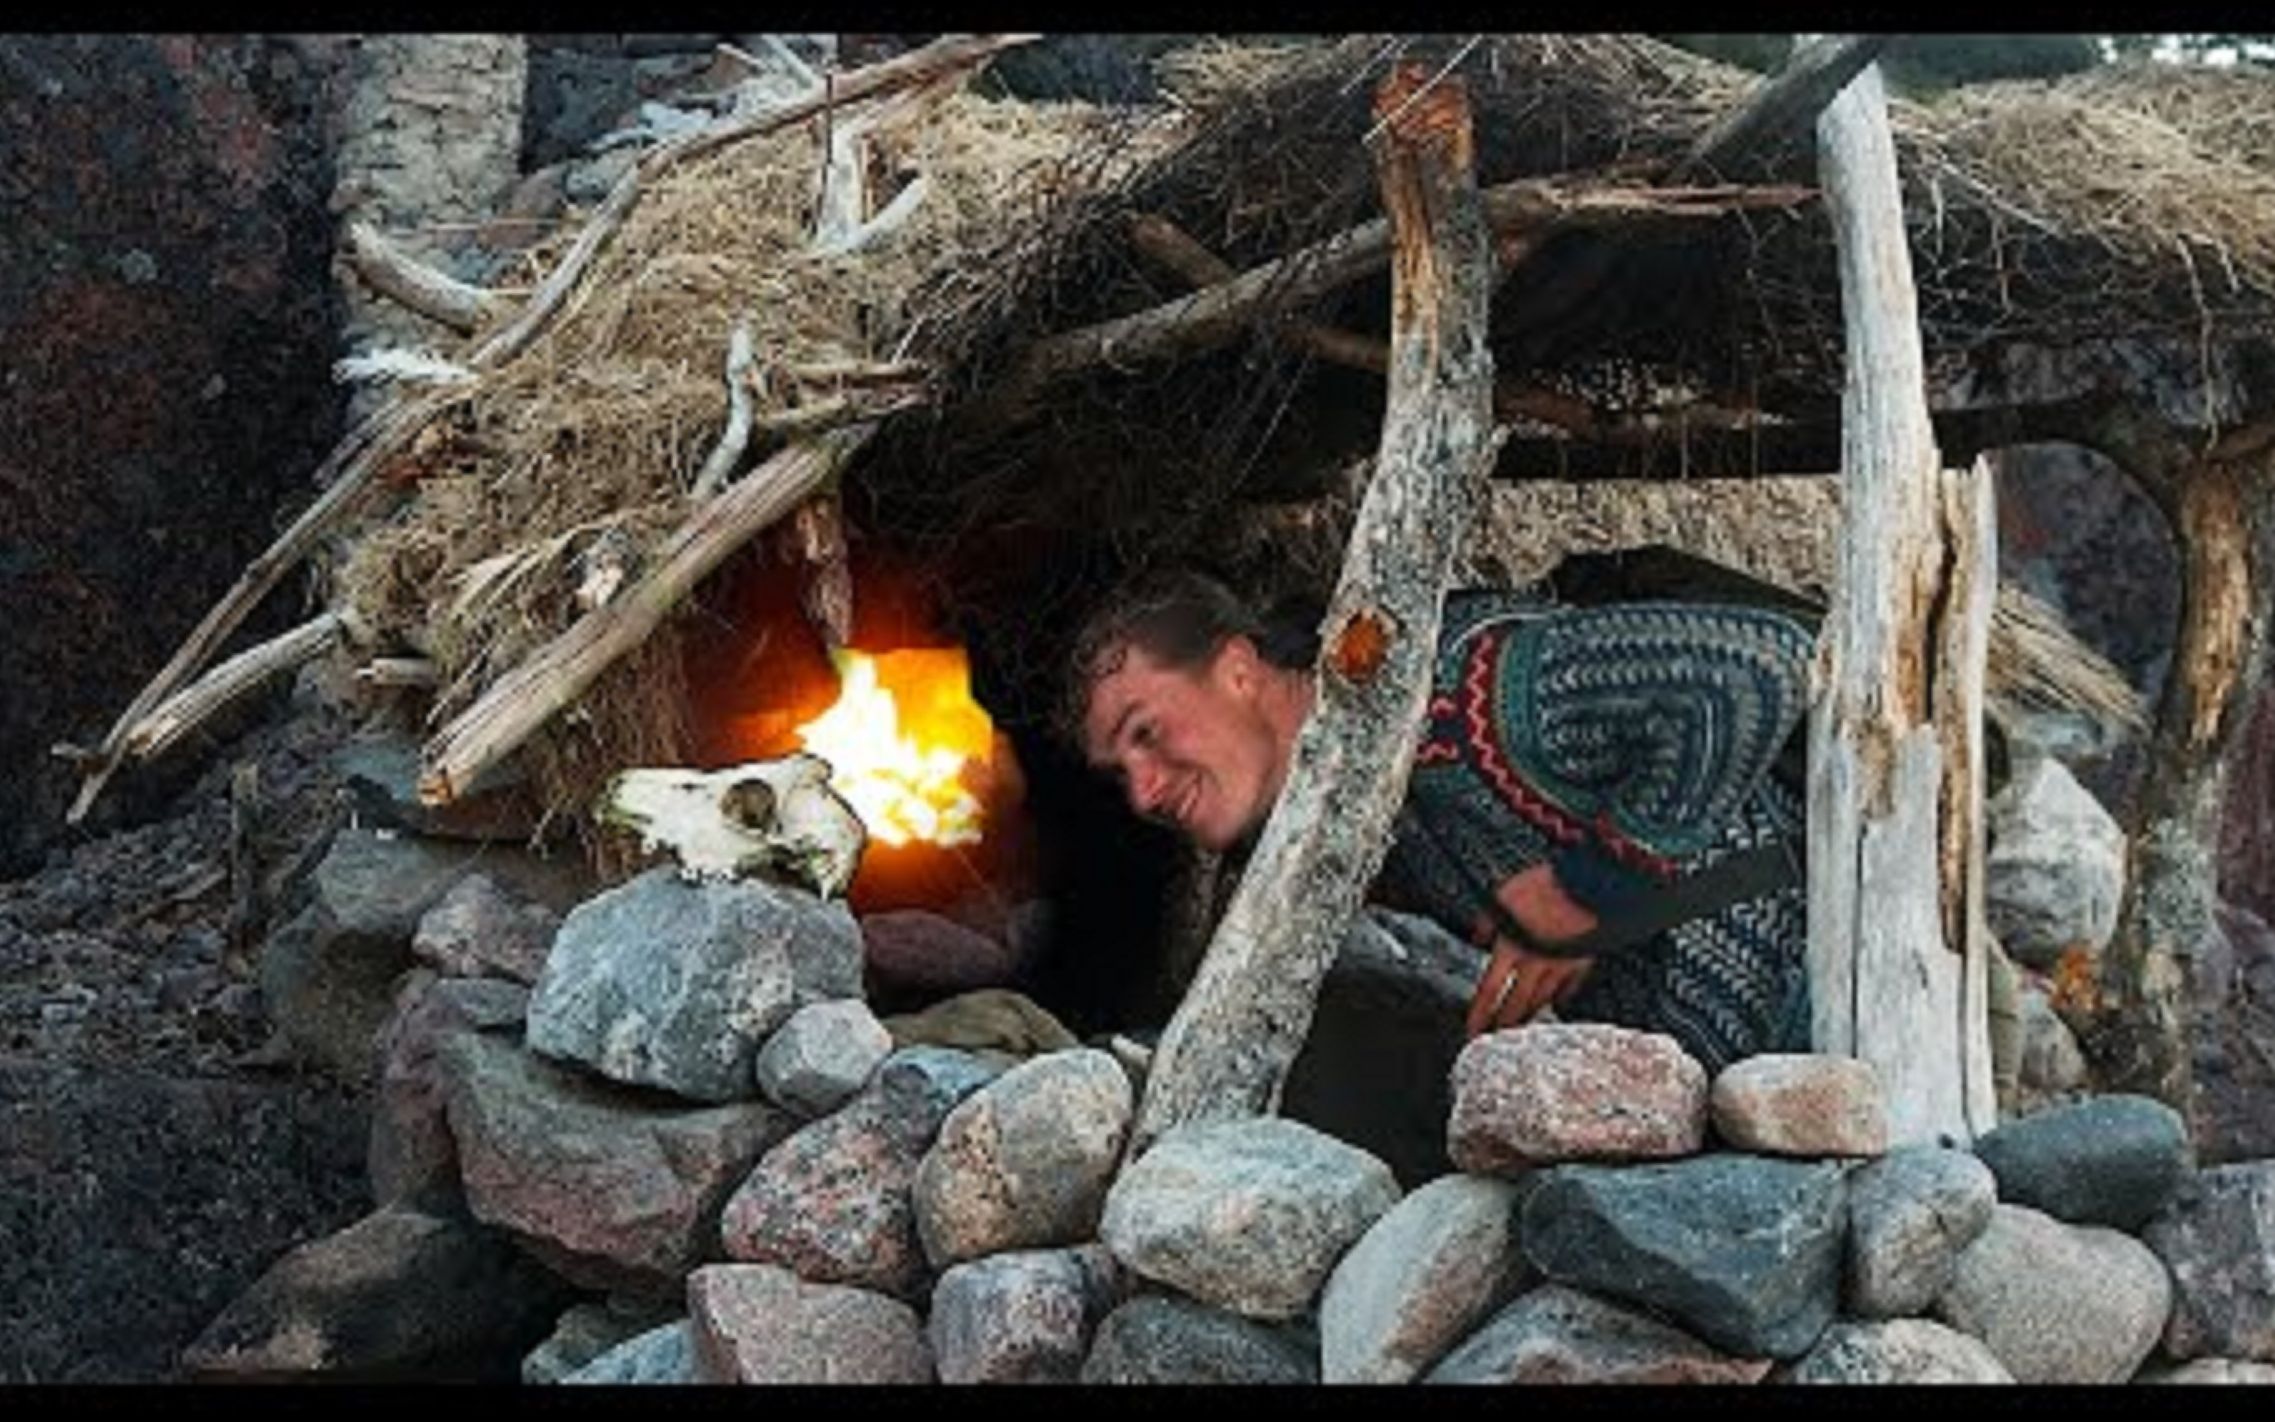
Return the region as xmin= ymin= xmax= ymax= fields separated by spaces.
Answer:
xmin=1080 ymin=637 xmax=1290 ymax=853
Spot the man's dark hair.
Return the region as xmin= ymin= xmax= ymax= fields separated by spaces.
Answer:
xmin=1056 ymin=567 xmax=1322 ymax=748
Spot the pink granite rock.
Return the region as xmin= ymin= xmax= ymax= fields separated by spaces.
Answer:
xmin=1709 ymin=1053 xmax=1889 ymax=1157
xmin=688 ymin=1263 xmax=932 ymax=1384
xmin=1447 ymin=1023 xmax=1708 ymax=1174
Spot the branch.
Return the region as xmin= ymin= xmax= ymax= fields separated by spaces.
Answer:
xmin=64 ymin=392 xmax=448 ymax=823
xmin=417 ymin=426 xmax=876 ymax=807
xmin=1487 ymin=392 xmax=2124 ymax=482
xmin=1127 ymin=62 xmax=1503 ymax=1159
xmin=121 ymin=612 xmax=346 ymax=762
xmin=690 ymin=323 xmax=758 ymax=498
xmin=978 ymin=177 xmax=1809 ymax=427
xmin=1677 ymin=35 xmax=1892 ymax=180
xmin=343 ymin=220 xmax=507 ymax=335
xmin=1128 ymin=212 xmax=1600 ymax=435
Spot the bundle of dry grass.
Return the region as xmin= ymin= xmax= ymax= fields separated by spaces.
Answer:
xmin=332 ymin=79 xmax=1174 ymax=815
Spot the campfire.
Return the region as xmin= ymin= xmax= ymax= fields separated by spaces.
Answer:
xmin=681 ymin=551 xmax=1037 ymax=923
xmin=793 ymin=646 xmax=992 ymax=851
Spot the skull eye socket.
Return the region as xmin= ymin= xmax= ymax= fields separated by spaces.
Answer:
xmin=721 ymin=777 xmax=777 ymax=831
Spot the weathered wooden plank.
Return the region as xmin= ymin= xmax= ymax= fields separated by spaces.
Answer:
xmin=1806 ymin=56 xmax=1994 ymax=1145
xmin=1125 ymin=61 xmax=1502 ymax=1160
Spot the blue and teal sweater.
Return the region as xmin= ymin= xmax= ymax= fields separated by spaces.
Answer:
xmin=1375 ymin=590 xmax=1817 ymax=1072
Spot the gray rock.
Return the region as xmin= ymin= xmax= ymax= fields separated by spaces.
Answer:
xmin=1972 ymin=1093 xmax=2193 ymax=1231
xmin=688 ymin=1263 xmax=932 ymax=1384
xmin=1448 ymin=1023 xmax=1708 ymax=1174
xmin=311 ymin=825 xmax=591 ymax=937
xmin=1100 ymin=1117 xmax=1401 ymax=1320
xmin=1283 ymin=907 xmax=1478 ymax=1187
xmin=1783 ymin=1318 xmax=2014 ymax=1383
xmin=928 ymin=1245 xmax=1122 ymax=1384
xmin=178 ymin=1203 xmax=573 ymax=1381
xmin=437 ymin=1030 xmax=794 ymax=1298
xmin=1425 ymin=1283 xmax=1772 ymax=1385
xmin=368 ymin=969 xmax=529 ymax=1205
xmin=260 ymin=828 xmax=588 ymax=1080
xmin=525 ymin=866 xmax=862 ymax=1103
xmin=913 ymin=1048 xmax=1132 ymax=1267
xmin=1320 ymin=1173 xmax=1529 ymax=1383
xmin=1933 ymin=1203 xmax=2171 ymax=1383
xmin=522 ymin=1297 xmax=682 ymax=1384
xmin=2139 ymin=1357 xmax=2275 ymax=1384
xmin=2014 ymin=973 xmax=2090 ymax=1106
xmin=1520 ymin=1154 xmax=1848 ymax=1360
xmin=874 ymin=1042 xmax=1007 ymax=1116
xmin=754 ymin=998 xmax=892 ymax=1117
xmin=1984 ymin=756 xmax=2126 ymax=969
xmin=410 ymin=872 xmax=558 ymax=985
xmin=558 ymin=1319 xmax=698 ymax=1384
xmin=336 ymin=734 xmax=545 ymax=843
xmin=1081 ymin=1295 xmax=1318 ymax=1384
xmin=2142 ymin=1160 xmax=2275 ymax=1361
xmin=1844 ymin=1145 xmax=1999 ymax=1319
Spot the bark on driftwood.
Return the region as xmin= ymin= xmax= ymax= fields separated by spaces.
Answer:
xmin=417 ymin=426 xmax=876 ymax=807
xmin=1804 ymin=58 xmax=1997 ymax=1147
xmin=1126 ymin=62 xmax=1502 ymax=1161
xmin=2073 ymin=408 xmax=2275 ymax=1118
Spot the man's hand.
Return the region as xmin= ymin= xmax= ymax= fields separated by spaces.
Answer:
xmin=1464 ymin=862 xmax=1600 ymax=1037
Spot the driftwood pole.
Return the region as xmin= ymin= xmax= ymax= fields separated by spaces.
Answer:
xmin=1805 ymin=57 xmax=1998 ymax=1146
xmin=2070 ymin=411 xmax=2275 ymax=1118
xmin=1126 ymin=61 xmax=1502 ymax=1160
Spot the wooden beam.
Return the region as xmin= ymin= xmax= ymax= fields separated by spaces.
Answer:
xmin=120 ymin=612 xmax=347 ymax=762
xmin=417 ymin=426 xmax=875 ymax=807
xmin=1485 ymin=391 xmax=2123 ymax=482
xmin=1126 ymin=62 xmax=1502 ymax=1159
xmin=1803 ymin=55 xmax=1995 ymax=1146
xmin=977 ymin=177 xmax=1810 ymax=428
xmin=1501 ymin=33 xmax=1886 ymax=369
xmin=1678 ymin=35 xmax=1893 ymax=180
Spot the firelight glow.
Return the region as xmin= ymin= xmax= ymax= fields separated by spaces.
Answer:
xmin=793 ymin=647 xmax=991 ymax=849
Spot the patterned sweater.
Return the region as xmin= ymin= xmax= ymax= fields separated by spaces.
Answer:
xmin=1375 ymin=590 xmax=1817 ymax=1071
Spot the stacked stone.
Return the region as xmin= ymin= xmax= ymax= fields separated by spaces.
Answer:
xmin=185 ymin=781 xmax=2274 ymax=1385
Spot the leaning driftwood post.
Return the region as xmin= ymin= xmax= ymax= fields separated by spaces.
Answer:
xmin=1127 ymin=61 xmax=1502 ymax=1160
xmin=1805 ymin=57 xmax=1997 ymax=1146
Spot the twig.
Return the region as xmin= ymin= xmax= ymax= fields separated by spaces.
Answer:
xmin=343 ymin=220 xmax=507 ymax=335
xmin=691 ymin=323 xmax=758 ymax=497
xmin=121 ymin=612 xmax=345 ymax=762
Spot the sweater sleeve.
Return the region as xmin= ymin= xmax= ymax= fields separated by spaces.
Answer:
xmin=1494 ymin=600 xmax=1815 ymax=869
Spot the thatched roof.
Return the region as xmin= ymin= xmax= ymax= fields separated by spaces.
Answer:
xmin=335 ymin=34 xmax=2231 ymax=822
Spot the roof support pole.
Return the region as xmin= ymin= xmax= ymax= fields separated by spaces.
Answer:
xmin=1805 ymin=53 xmax=1999 ymax=1145
xmin=1126 ymin=59 xmax=1502 ymax=1161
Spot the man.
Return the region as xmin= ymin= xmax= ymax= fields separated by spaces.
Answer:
xmin=1065 ymin=567 xmax=1817 ymax=1073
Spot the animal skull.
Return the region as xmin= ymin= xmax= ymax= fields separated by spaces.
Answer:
xmin=598 ymin=752 xmax=866 ymax=897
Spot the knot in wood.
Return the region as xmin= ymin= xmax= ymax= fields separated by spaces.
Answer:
xmin=1326 ymin=608 xmax=1394 ymax=684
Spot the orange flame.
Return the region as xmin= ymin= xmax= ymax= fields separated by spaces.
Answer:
xmin=793 ymin=646 xmax=995 ymax=848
